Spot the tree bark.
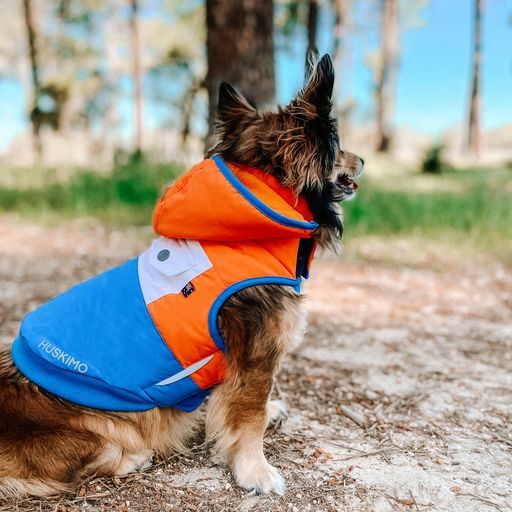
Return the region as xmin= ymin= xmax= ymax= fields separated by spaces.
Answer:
xmin=129 ymin=0 xmax=143 ymax=156
xmin=205 ymin=0 xmax=275 ymax=149
xmin=181 ymin=77 xmax=203 ymax=145
xmin=332 ymin=0 xmax=351 ymax=142
xmin=467 ymin=0 xmax=482 ymax=159
xmin=375 ymin=0 xmax=399 ymax=153
xmin=332 ymin=0 xmax=346 ymax=71
xmin=22 ymin=0 xmax=43 ymax=161
xmin=306 ymin=0 xmax=319 ymax=57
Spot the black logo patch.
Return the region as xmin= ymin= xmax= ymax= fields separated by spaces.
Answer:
xmin=181 ymin=282 xmax=195 ymax=298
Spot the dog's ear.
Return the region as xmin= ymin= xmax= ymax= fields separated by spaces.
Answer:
xmin=209 ymin=82 xmax=259 ymax=157
xmin=301 ymin=54 xmax=334 ymax=115
xmin=304 ymin=47 xmax=320 ymax=85
xmin=217 ymin=82 xmax=257 ymax=124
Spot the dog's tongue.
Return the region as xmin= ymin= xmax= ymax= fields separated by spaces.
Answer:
xmin=340 ymin=176 xmax=358 ymax=191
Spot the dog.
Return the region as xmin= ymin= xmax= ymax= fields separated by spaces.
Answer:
xmin=0 ymin=53 xmax=363 ymax=498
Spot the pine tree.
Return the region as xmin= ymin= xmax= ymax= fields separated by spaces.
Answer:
xmin=205 ymin=0 xmax=275 ymax=147
xmin=467 ymin=0 xmax=483 ymax=159
xmin=375 ymin=0 xmax=399 ymax=153
xmin=22 ymin=0 xmax=43 ymax=161
xmin=129 ymin=0 xmax=143 ymax=156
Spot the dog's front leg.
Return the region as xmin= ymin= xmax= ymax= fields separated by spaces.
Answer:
xmin=206 ymin=368 xmax=285 ymax=495
xmin=206 ymin=285 xmax=303 ymax=494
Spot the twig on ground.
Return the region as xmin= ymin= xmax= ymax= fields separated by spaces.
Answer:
xmin=72 ymin=491 xmax=112 ymax=501
xmin=340 ymin=405 xmax=368 ymax=428
xmin=319 ymin=437 xmax=373 ymax=452
xmin=409 ymin=490 xmax=420 ymax=511
xmin=493 ymin=433 xmax=512 ymax=447
xmin=459 ymin=492 xmax=504 ymax=511
xmin=334 ymin=447 xmax=394 ymax=462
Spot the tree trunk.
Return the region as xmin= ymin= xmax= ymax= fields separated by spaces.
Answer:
xmin=467 ymin=0 xmax=482 ymax=159
xmin=129 ymin=0 xmax=143 ymax=156
xmin=375 ymin=0 xmax=399 ymax=153
xmin=332 ymin=0 xmax=346 ymax=72
xmin=181 ymin=77 xmax=203 ymax=145
xmin=205 ymin=0 xmax=275 ymax=149
xmin=306 ymin=0 xmax=318 ymax=57
xmin=22 ymin=0 xmax=43 ymax=162
xmin=332 ymin=0 xmax=351 ymax=142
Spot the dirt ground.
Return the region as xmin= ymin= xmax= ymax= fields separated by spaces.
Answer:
xmin=0 ymin=215 xmax=510 ymax=512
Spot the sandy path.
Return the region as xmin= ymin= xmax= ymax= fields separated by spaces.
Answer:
xmin=0 ymin=216 xmax=511 ymax=512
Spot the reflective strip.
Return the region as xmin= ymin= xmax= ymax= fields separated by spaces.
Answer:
xmin=155 ymin=354 xmax=215 ymax=386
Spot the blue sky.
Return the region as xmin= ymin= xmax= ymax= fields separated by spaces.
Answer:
xmin=277 ymin=0 xmax=512 ymax=133
xmin=1 ymin=0 xmax=511 ymax=151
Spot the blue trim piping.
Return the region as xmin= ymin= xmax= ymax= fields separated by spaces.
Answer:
xmin=208 ymin=276 xmax=302 ymax=352
xmin=212 ymin=156 xmax=319 ymax=232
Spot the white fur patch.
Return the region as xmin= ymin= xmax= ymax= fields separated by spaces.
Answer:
xmin=114 ymin=450 xmax=154 ymax=476
xmin=232 ymin=440 xmax=285 ymax=495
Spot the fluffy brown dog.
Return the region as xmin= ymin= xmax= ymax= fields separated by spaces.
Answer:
xmin=0 ymin=53 xmax=363 ymax=497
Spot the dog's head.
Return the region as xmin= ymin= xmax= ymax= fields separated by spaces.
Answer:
xmin=207 ymin=52 xmax=364 ymax=249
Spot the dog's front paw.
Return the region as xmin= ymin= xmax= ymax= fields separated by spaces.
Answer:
xmin=267 ymin=399 xmax=288 ymax=428
xmin=234 ymin=460 xmax=285 ymax=495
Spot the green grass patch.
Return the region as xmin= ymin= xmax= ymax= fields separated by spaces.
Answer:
xmin=343 ymin=167 xmax=512 ymax=255
xmin=0 ymin=164 xmax=510 ymax=257
xmin=0 ymin=161 xmax=183 ymax=225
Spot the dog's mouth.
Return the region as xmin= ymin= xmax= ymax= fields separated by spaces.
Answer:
xmin=336 ymin=173 xmax=359 ymax=196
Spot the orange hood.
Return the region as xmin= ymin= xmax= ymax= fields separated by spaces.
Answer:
xmin=153 ymin=157 xmax=318 ymax=242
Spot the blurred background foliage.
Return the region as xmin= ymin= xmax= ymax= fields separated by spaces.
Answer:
xmin=0 ymin=0 xmax=511 ymax=259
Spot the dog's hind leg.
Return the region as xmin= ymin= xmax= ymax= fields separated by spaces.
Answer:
xmin=0 ymin=349 xmax=108 ymax=497
xmin=0 ymin=424 xmax=106 ymax=498
xmin=114 ymin=451 xmax=153 ymax=474
xmin=80 ymin=407 xmax=199 ymax=478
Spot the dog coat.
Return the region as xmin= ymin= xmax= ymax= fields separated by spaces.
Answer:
xmin=11 ymin=157 xmax=318 ymax=412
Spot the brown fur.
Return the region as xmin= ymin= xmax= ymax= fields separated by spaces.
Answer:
xmin=0 ymin=348 xmax=197 ymax=497
xmin=0 ymin=53 xmax=363 ymax=498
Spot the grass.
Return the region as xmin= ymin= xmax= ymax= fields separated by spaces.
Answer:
xmin=0 ymin=162 xmax=510 ymax=258
xmin=342 ymin=167 xmax=512 ymax=257
xmin=0 ymin=160 xmax=183 ymax=225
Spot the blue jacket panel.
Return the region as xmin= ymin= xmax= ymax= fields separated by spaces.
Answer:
xmin=12 ymin=258 xmax=208 ymax=411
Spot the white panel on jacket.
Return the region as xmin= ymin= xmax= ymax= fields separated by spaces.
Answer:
xmin=138 ymin=237 xmax=212 ymax=305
